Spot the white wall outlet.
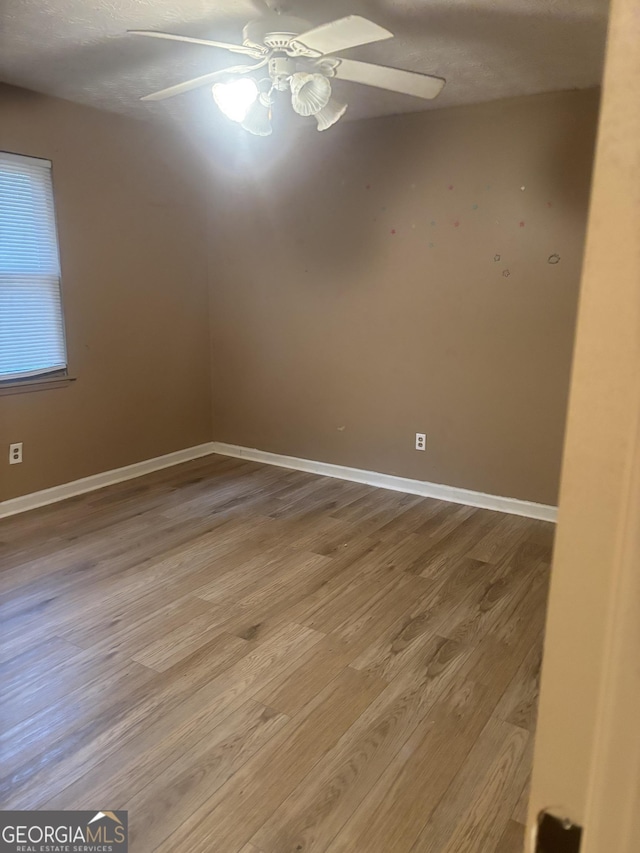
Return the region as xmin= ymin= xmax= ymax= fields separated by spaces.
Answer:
xmin=415 ymin=433 xmax=426 ymax=451
xmin=9 ymin=442 xmax=22 ymax=464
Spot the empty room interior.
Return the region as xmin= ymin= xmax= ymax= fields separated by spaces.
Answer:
xmin=3 ymin=1 xmax=636 ymax=852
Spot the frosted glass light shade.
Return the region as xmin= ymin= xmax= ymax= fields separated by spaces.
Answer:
xmin=315 ymin=98 xmax=348 ymax=131
xmin=212 ymin=78 xmax=259 ymax=123
xmin=290 ymin=72 xmax=332 ymax=116
xmin=242 ymin=98 xmax=273 ymax=136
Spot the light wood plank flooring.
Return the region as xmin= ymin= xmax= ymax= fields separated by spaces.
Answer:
xmin=0 ymin=455 xmax=553 ymax=853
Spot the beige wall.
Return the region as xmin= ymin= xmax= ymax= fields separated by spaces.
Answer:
xmin=205 ymin=89 xmax=599 ymax=506
xmin=0 ymin=86 xmax=212 ymax=502
xmin=0 ymin=86 xmax=598 ymax=507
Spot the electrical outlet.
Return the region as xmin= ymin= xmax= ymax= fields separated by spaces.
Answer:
xmin=9 ymin=442 xmax=22 ymax=464
xmin=415 ymin=433 xmax=426 ymax=451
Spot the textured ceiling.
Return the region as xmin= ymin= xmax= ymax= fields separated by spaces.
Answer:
xmin=0 ymin=0 xmax=609 ymax=126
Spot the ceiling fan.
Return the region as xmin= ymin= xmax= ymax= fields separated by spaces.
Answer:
xmin=129 ymin=13 xmax=445 ymax=135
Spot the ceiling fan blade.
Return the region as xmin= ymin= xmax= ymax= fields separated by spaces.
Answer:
xmin=291 ymin=16 xmax=392 ymax=57
xmin=128 ymin=30 xmax=264 ymax=58
xmin=140 ymin=64 xmax=260 ymax=101
xmin=332 ymin=58 xmax=445 ymax=100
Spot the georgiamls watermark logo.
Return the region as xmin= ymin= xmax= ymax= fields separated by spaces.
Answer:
xmin=0 ymin=811 xmax=128 ymax=852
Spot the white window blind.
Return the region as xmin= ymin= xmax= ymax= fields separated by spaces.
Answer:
xmin=0 ymin=151 xmax=67 ymax=380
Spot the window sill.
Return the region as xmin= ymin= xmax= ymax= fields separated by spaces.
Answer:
xmin=0 ymin=375 xmax=77 ymax=397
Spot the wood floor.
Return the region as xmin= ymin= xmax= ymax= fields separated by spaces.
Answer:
xmin=0 ymin=455 xmax=553 ymax=853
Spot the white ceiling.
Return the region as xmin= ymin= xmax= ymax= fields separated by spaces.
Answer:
xmin=0 ymin=0 xmax=609 ymax=125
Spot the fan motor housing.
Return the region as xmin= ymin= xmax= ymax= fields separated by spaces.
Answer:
xmin=269 ymin=56 xmax=297 ymax=89
xmin=243 ymin=15 xmax=310 ymax=51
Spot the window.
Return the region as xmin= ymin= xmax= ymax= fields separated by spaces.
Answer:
xmin=0 ymin=151 xmax=67 ymax=381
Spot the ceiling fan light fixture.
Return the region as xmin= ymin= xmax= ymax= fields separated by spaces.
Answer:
xmin=315 ymin=98 xmax=348 ymax=131
xmin=134 ymin=15 xmax=446 ymax=131
xmin=290 ymin=72 xmax=332 ymax=116
xmin=212 ymin=77 xmax=259 ymax=122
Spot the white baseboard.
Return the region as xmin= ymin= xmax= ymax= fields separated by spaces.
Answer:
xmin=0 ymin=439 xmax=557 ymax=523
xmin=0 ymin=442 xmax=217 ymax=519
xmin=211 ymin=442 xmax=558 ymax=522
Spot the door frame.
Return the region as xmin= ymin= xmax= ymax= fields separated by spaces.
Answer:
xmin=526 ymin=0 xmax=640 ymax=850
